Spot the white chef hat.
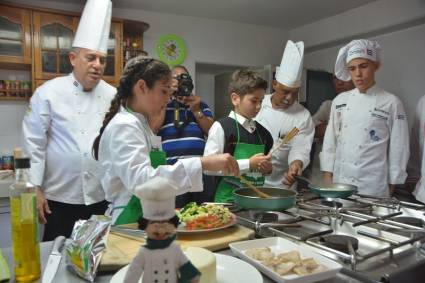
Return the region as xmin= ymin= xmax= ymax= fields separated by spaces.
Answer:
xmin=135 ymin=177 xmax=178 ymax=221
xmin=72 ymin=0 xmax=112 ymax=54
xmin=275 ymin=40 xmax=304 ymax=88
xmin=335 ymin=39 xmax=381 ymax=81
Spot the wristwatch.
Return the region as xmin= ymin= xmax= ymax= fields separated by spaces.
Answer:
xmin=194 ymin=110 xmax=204 ymax=119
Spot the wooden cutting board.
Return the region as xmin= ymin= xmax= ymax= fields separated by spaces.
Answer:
xmin=99 ymin=224 xmax=255 ymax=271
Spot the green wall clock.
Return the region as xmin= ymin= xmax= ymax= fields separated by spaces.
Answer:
xmin=155 ymin=34 xmax=187 ymax=66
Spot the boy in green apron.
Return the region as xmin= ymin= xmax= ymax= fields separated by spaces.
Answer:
xmin=204 ymin=69 xmax=274 ymax=202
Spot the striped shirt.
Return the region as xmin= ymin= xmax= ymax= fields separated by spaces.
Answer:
xmin=159 ymin=99 xmax=213 ymax=164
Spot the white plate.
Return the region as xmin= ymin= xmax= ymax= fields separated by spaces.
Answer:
xmin=177 ymin=213 xmax=237 ymax=234
xmin=109 ymin=253 xmax=262 ymax=283
xmin=229 ymin=237 xmax=342 ymax=283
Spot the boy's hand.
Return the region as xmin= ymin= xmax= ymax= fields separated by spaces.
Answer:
xmin=282 ymin=160 xmax=303 ymax=186
xmin=249 ymin=153 xmax=271 ymax=173
xmin=201 ymin=153 xmax=239 ymax=176
xmin=258 ymin=159 xmax=273 ymax=174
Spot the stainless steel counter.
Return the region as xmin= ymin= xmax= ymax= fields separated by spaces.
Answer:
xmin=3 ymin=241 xmax=362 ymax=283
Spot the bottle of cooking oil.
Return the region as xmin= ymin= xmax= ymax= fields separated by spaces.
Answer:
xmin=10 ymin=157 xmax=41 ymax=282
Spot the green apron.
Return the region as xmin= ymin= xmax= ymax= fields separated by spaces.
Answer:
xmin=215 ymin=116 xmax=265 ymax=203
xmin=114 ymin=107 xmax=167 ymax=225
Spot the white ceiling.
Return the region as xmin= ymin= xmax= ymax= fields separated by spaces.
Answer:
xmin=45 ymin=0 xmax=378 ymax=29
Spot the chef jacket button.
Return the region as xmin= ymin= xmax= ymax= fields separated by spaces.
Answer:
xmin=84 ymin=171 xmax=89 ymax=177
xmin=81 ymin=131 xmax=85 ymax=134
xmin=344 ymin=125 xmax=347 ymax=128
xmin=165 ymin=280 xmax=168 ymax=283
xmin=154 ymin=280 xmax=158 ymax=283
xmin=165 ymin=270 xmax=169 ymax=274
xmin=154 ymin=270 xmax=158 ymax=274
xmin=83 ymin=153 xmax=88 ymax=157
xmin=75 ymin=93 xmax=78 ymax=96
xmin=364 ymin=128 xmax=367 ymax=131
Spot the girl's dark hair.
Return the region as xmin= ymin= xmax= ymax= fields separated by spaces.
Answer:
xmin=137 ymin=215 xmax=180 ymax=230
xmin=92 ymin=56 xmax=171 ymax=160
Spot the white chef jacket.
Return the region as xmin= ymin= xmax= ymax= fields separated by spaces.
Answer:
xmin=312 ymin=100 xmax=332 ymax=126
xmin=99 ymin=107 xmax=203 ymax=223
xmin=407 ymin=95 xmax=425 ymax=203
xmin=320 ymin=85 xmax=409 ymax=197
xmin=255 ymin=94 xmax=315 ymax=187
xmin=22 ymin=73 xmax=115 ymax=205
xmin=204 ymin=111 xmax=257 ymax=174
xmin=124 ymin=242 xmax=189 ymax=283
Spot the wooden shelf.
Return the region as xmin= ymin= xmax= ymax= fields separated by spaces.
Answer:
xmin=0 ymin=96 xmax=30 ymax=101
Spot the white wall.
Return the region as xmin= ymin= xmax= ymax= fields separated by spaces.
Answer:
xmin=2 ymin=0 xmax=288 ymax=152
xmin=289 ymin=0 xmax=425 ymax=126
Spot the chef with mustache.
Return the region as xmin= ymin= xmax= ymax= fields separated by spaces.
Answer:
xmin=320 ymin=39 xmax=409 ymax=197
xmin=22 ymin=0 xmax=116 ymax=240
xmin=256 ymin=40 xmax=315 ymax=188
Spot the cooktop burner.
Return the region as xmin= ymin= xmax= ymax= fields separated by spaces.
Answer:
xmin=320 ymin=200 xmax=343 ymax=208
xmin=319 ymin=234 xmax=359 ymax=254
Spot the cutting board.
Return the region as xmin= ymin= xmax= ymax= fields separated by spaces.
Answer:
xmin=99 ymin=224 xmax=255 ymax=271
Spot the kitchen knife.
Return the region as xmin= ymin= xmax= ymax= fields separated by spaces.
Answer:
xmin=42 ymin=235 xmax=66 ymax=283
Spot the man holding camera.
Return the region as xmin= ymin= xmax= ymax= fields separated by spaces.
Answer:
xmin=158 ymin=65 xmax=215 ymax=207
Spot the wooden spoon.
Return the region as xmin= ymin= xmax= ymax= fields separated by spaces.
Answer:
xmin=268 ymin=127 xmax=300 ymax=156
xmin=238 ymin=175 xmax=271 ymax=198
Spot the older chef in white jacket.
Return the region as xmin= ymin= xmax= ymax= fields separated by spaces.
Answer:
xmin=320 ymin=39 xmax=409 ymax=197
xmin=406 ymin=95 xmax=425 ymax=203
xmin=22 ymin=0 xmax=116 ymax=241
xmin=256 ymin=40 xmax=315 ymax=188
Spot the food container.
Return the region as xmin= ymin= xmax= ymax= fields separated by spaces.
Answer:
xmin=230 ymin=237 xmax=342 ymax=283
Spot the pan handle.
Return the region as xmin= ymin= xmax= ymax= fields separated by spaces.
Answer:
xmin=223 ymin=178 xmax=244 ymax=188
xmin=294 ymin=175 xmax=311 ymax=185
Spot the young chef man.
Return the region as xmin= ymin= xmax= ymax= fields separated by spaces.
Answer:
xmin=22 ymin=0 xmax=116 ymax=240
xmin=405 ymin=95 xmax=425 ymax=203
xmin=320 ymin=39 xmax=409 ymax=197
xmin=256 ymin=40 xmax=315 ymax=188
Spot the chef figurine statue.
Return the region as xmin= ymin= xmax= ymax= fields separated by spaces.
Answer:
xmin=123 ymin=177 xmax=201 ymax=283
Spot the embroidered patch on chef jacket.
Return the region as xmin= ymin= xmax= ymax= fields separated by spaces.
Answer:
xmin=335 ymin=103 xmax=346 ymax=109
xmin=371 ymin=113 xmax=388 ymax=120
xmin=396 ymin=114 xmax=406 ymax=120
xmin=369 ymin=130 xmax=380 ymax=141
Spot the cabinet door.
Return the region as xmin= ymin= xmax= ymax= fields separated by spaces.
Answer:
xmin=103 ymin=21 xmax=122 ymax=86
xmin=32 ymin=11 xmax=76 ymax=80
xmin=0 ymin=5 xmax=31 ymax=64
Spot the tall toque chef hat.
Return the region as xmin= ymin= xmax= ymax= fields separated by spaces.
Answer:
xmin=72 ymin=0 xmax=112 ymax=54
xmin=335 ymin=39 xmax=381 ymax=81
xmin=275 ymin=40 xmax=304 ymax=88
xmin=135 ymin=177 xmax=178 ymax=221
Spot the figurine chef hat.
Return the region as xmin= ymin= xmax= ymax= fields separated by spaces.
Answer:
xmin=72 ymin=0 xmax=112 ymax=54
xmin=335 ymin=39 xmax=381 ymax=81
xmin=135 ymin=177 xmax=178 ymax=221
xmin=275 ymin=40 xmax=304 ymax=88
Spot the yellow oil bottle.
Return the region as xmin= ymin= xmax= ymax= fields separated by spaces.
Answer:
xmin=10 ymin=158 xmax=40 ymax=282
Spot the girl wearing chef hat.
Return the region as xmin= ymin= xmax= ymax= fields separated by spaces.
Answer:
xmin=320 ymin=39 xmax=409 ymax=197
xmin=92 ymin=56 xmax=239 ymax=225
xmin=123 ymin=177 xmax=200 ymax=283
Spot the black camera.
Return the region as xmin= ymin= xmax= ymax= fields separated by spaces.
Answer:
xmin=174 ymin=73 xmax=194 ymax=97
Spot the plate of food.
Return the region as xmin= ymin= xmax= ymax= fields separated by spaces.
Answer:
xmin=229 ymin=237 xmax=342 ymax=283
xmin=176 ymin=202 xmax=236 ymax=233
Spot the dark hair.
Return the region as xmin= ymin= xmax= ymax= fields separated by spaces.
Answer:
xmin=137 ymin=215 xmax=180 ymax=230
xmin=92 ymin=56 xmax=171 ymax=160
xmin=228 ymin=69 xmax=268 ymax=97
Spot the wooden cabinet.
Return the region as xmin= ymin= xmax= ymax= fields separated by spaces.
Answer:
xmin=0 ymin=3 xmax=148 ymax=100
xmin=0 ymin=6 xmax=31 ymax=65
xmin=32 ymin=11 xmax=77 ymax=82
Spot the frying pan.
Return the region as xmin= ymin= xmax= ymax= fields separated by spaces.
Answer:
xmin=224 ymin=179 xmax=297 ymax=211
xmin=296 ymin=176 xmax=357 ymax=198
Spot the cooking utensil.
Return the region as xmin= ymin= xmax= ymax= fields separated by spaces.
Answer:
xmin=42 ymin=236 xmax=66 ymax=283
xmin=224 ymin=179 xmax=297 ymax=211
xmin=296 ymin=176 xmax=357 ymax=198
xmin=268 ymin=127 xmax=300 ymax=156
xmin=238 ymin=175 xmax=271 ymax=198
